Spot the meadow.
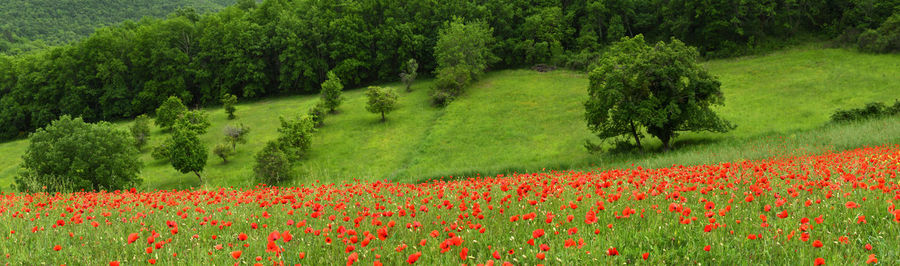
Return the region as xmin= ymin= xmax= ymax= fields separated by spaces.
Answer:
xmin=0 ymin=146 xmax=897 ymax=265
xmin=0 ymin=45 xmax=899 ymax=191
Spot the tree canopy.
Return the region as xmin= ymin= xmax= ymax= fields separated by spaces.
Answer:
xmin=365 ymin=86 xmax=399 ymax=122
xmin=585 ymin=35 xmax=735 ymax=152
xmin=16 ymin=115 xmax=142 ymax=192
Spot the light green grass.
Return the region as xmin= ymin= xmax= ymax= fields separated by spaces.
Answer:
xmin=0 ymin=45 xmax=898 ymax=191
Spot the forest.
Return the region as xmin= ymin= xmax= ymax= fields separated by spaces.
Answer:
xmin=0 ymin=0 xmax=235 ymax=53
xmin=0 ymin=0 xmax=898 ymax=141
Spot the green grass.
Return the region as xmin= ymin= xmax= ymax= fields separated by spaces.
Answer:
xmin=0 ymin=45 xmax=898 ymax=191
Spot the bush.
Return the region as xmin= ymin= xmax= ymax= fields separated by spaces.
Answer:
xmin=131 ymin=114 xmax=151 ymax=150
xmin=831 ymin=101 xmax=900 ymax=123
xmin=858 ymin=29 xmax=885 ymax=53
xmin=254 ymin=140 xmax=292 ymax=184
xmin=857 ymin=13 xmax=900 ymax=53
xmin=307 ymin=102 xmax=327 ymax=127
xmin=276 ymin=115 xmax=316 ymax=160
xmin=155 ymin=96 xmax=187 ymax=131
xmin=223 ymin=123 xmax=250 ymax=151
xmin=15 ymin=115 xmax=142 ymax=192
xmin=213 ymin=143 xmax=232 ymax=163
xmin=151 ymin=138 xmax=173 ymax=162
xmin=222 ymin=93 xmax=238 ymax=119
xmin=320 ymin=71 xmax=344 ymax=113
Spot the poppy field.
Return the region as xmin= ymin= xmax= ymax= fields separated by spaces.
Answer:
xmin=1 ymin=146 xmax=899 ymax=265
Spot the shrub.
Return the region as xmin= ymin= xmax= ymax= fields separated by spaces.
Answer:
xmin=16 ymin=115 xmax=142 ymax=192
xmin=155 ymin=96 xmax=187 ymax=131
xmin=320 ymin=71 xmax=343 ymax=113
xmin=222 ymin=93 xmax=238 ymax=119
xmin=276 ymin=115 xmax=316 ymax=160
xmin=831 ymin=101 xmax=900 ymax=123
xmin=223 ymin=123 xmax=250 ymax=151
xmin=151 ymin=138 xmax=174 ymax=162
xmin=131 ymin=114 xmax=151 ymax=150
xmin=213 ymin=143 xmax=233 ymax=163
xmin=307 ymin=102 xmax=328 ymax=128
xmin=254 ymin=140 xmax=292 ymax=184
xmin=365 ymin=86 xmax=399 ymax=122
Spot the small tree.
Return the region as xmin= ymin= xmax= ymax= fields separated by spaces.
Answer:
xmin=16 ymin=115 xmax=142 ymax=192
xmin=155 ymin=96 xmax=188 ymax=130
xmin=584 ymin=35 xmax=734 ymax=152
xmin=365 ymin=86 xmax=399 ymax=122
xmin=222 ymin=93 xmax=238 ymax=119
xmin=213 ymin=143 xmax=232 ymax=163
xmin=223 ymin=123 xmax=250 ymax=151
xmin=179 ymin=110 xmax=211 ymax=135
xmin=254 ymin=140 xmax=292 ymax=184
xmin=320 ymin=71 xmax=344 ymax=113
xmin=399 ymin=59 xmax=419 ymax=92
xmin=170 ymin=119 xmax=207 ymax=183
xmin=276 ymin=115 xmax=316 ymax=160
xmin=307 ymin=102 xmax=328 ymax=128
xmin=432 ymin=19 xmax=495 ymax=105
xmin=131 ymin=114 xmax=151 ymax=150
xmin=151 ymin=138 xmax=174 ymax=162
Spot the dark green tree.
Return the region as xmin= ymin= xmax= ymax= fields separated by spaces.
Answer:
xmin=320 ymin=71 xmax=344 ymax=113
xmin=16 ymin=115 xmax=142 ymax=192
xmin=170 ymin=118 xmax=207 ymax=183
xmin=365 ymin=86 xmax=399 ymax=122
xmin=179 ymin=110 xmax=211 ymax=135
xmin=131 ymin=114 xmax=151 ymax=150
xmin=585 ymin=35 xmax=735 ymax=152
xmin=222 ymin=93 xmax=238 ymax=119
xmin=155 ymin=96 xmax=188 ymax=131
xmin=433 ymin=19 xmax=495 ymax=105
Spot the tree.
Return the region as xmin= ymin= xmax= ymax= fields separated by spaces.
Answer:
xmin=15 ymin=115 xmax=142 ymax=192
xmin=223 ymin=123 xmax=250 ymax=151
xmin=276 ymin=115 xmax=316 ymax=160
xmin=253 ymin=140 xmax=292 ymax=184
xmin=320 ymin=71 xmax=343 ymax=113
xmin=399 ymin=59 xmax=418 ymax=92
xmin=179 ymin=110 xmax=211 ymax=135
xmin=155 ymin=96 xmax=187 ymax=131
xmin=433 ymin=19 xmax=495 ymax=105
xmin=213 ymin=143 xmax=232 ymax=163
xmin=222 ymin=93 xmax=238 ymax=119
xmin=131 ymin=114 xmax=151 ymax=150
xmin=170 ymin=118 xmax=207 ymax=183
xmin=151 ymin=138 xmax=174 ymax=162
xmin=584 ymin=35 xmax=735 ymax=152
xmin=365 ymin=86 xmax=399 ymax=122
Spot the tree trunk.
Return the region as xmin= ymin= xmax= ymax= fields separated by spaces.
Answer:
xmin=381 ymin=111 xmax=385 ymax=122
xmin=232 ymin=141 xmax=237 ymax=152
xmin=661 ymin=134 xmax=671 ymax=152
xmin=194 ymin=171 xmax=203 ymax=183
xmin=629 ymin=120 xmax=642 ymax=148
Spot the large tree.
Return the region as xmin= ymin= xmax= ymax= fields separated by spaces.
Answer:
xmin=432 ymin=19 xmax=495 ymax=105
xmin=155 ymin=96 xmax=188 ymax=131
xmin=365 ymin=86 xmax=399 ymax=122
xmin=16 ymin=115 xmax=142 ymax=192
xmin=170 ymin=117 xmax=207 ymax=183
xmin=585 ymin=35 xmax=735 ymax=152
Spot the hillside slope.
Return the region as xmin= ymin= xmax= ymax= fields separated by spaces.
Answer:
xmin=0 ymin=0 xmax=234 ymax=53
xmin=0 ymin=46 xmax=898 ymax=191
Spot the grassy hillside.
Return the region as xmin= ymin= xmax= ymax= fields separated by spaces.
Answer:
xmin=0 ymin=46 xmax=898 ymax=191
xmin=0 ymin=0 xmax=234 ymax=53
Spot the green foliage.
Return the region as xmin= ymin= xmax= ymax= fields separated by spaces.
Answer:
xmin=169 ymin=118 xmax=207 ymax=183
xmin=253 ymin=140 xmax=291 ymax=184
xmin=320 ymin=71 xmax=344 ymax=113
xmin=213 ymin=143 xmax=232 ymax=163
xmin=155 ymin=96 xmax=188 ymax=131
xmin=831 ymin=101 xmax=900 ymax=123
xmin=15 ymin=115 xmax=141 ymax=192
xmin=857 ymin=13 xmax=900 ymax=53
xmin=223 ymin=123 xmax=250 ymax=151
xmin=0 ymin=0 xmax=233 ymax=54
xmin=178 ymin=110 xmax=211 ymax=135
xmin=222 ymin=93 xmax=238 ymax=119
xmin=400 ymin=59 xmax=418 ymax=92
xmin=432 ymin=19 xmax=495 ymax=105
xmin=307 ymin=102 xmax=328 ymax=128
xmin=365 ymin=86 xmax=399 ymax=122
xmin=131 ymin=114 xmax=151 ymax=150
xmin=585 ymin=35 xmax=735 ymax=152
xmin=2 ymin=0 xmax=899 ymax=140
xmin=151 ymin=138 xmax=174 ymax=162
xmin=276 ymin=115 xmax=316 ymax=161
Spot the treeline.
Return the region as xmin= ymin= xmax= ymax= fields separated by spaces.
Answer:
xmin=0 ymin=0 xmax=235 ymax=53
xmin=1 ymin=0 xmax=898 ymax=140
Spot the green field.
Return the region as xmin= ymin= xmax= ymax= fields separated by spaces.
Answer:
xmin=0 ymin=45 xmax=898 ymax=191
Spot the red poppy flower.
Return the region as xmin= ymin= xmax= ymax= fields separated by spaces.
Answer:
xmin=814 ymin=258 xmax=825 ymax=265
xmin=536 ymin=252 xmax=545 ymax=260
xmin=812 ymin=240 xmax=823 ymax=248
xmin=53 ymin=245 xmax=61 ymax=251
xmin=406 ymin=252 xmax=422 ymax=264
xmin=607 ymin=247 xmax=618 ymax=256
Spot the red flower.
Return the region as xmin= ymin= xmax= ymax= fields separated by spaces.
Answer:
xmin=864 ymin=244 xmax=873 ymax=251
xmin=53 ymin=245 xmax=61 ymax=251
xmin=231 ymin=250 xmax=242 ymax=259
xmin=845 ymin=201 xmax=859 ymax=209
xmin=406 ymin=252 xmax=422 ymax=264
xmin=814 ymin=258 xmax=825 ymax=265
xmin=643 ymin=252 xmax=649 ymax=260
xmin=459 ymin=247 xmax=468 ymax=261
xmin=110 ymin=262 xmax=120 ymax=266
xmin=704 ymin=245 xmax=711 ymax=252
xmin=812 ymin=240 xmax=823 ymax=248
xmin=607 ymin=247 xmax=619 ymax=256
xmin=238 ymin=233 xmax=248 ymax=241
xmin=127 ymin=233 xmax=139 ymax=244
xmin=148 ymin=258 xmax=156 ymax=264
xmin=492 ymin=251 xmax=501 ymax=259
xmin=866 ymin=254 xmax=877 ymax=264
xmin=532 ymin=229 xmax=545 ymax=238
xmin=536 ymin=252 xmax=545 ymax=260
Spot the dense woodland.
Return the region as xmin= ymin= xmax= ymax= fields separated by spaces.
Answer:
xmin=0 ymin=0 xmax=235 ymax=53
xmin=0 ymin=0 xmax=898 ymax=141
